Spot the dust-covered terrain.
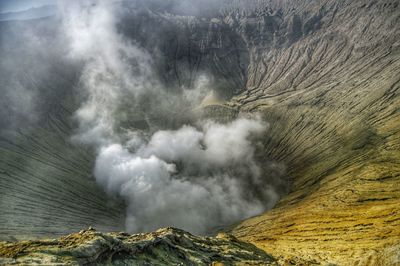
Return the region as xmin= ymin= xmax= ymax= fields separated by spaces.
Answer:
xmin=0 ymin=0 xmax=399 ymax=265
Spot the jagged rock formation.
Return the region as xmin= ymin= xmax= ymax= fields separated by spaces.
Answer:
xmin=0 ymin=0 xmax=399 ymax=265
xmin=0 ymin=227 xmax=276 ymax=265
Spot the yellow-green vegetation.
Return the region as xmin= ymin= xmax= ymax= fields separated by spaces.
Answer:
xmin=231 ymin=40 xmax=400 ymax=266
xmin=222 ymin=1 xmax=400 ymax=264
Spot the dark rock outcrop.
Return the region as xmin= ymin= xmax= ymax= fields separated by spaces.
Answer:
xmin=0 ymin=227 xmax=276 ymax=265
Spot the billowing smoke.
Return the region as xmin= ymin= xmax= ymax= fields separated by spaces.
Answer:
xmin=96 ymin=118 xmax=278 ymax=233
xmin=59 ymin=0 xmax=155 ymax=145
xmin=59 ymin=0 xmax=281 ymax=234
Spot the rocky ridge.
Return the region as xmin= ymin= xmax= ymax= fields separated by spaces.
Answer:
xmin=0 ymin=227 xmax=276 ymax=266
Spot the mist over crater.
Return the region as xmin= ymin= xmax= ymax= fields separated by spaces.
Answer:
xmin=64 ymin=0 xmax=284 ymax=234
xmin=0 ymin=0 xmax=288 ymax=237
xmin=1 ymin=0 xmax=399 ymax=264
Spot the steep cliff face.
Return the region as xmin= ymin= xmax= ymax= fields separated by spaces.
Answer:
xmin=0 ymin=18 xmax=126 ymax=239
xmin=117 ymin=5 xmax=250 ymax=98
xmin=0 ymin=0 xmax=399 ymax=265
xmin=226 ymin=0 xmax=400 ymax=265
xmin=118 ymin=0 xmax=400 ymax=264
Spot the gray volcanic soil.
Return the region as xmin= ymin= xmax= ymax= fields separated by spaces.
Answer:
xmin=0 ymin=0 xmax=399 ymax=264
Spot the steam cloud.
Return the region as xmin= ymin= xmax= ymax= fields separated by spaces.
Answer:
xmin=59 ymin=0 xmax=281 ymax=234
xmin=96 ymin=118 xmax=278 ymax=233
xmin=60 ymin=0 xmax=155 ymax=145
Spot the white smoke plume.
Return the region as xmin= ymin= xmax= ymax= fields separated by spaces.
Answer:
xmin=61 ymin=0 xmax=280 ymax=234
xmin=60 ymin=0 xmax=156 ymax=145
xmin=96 ymin=118 xmax=278 ymax=234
